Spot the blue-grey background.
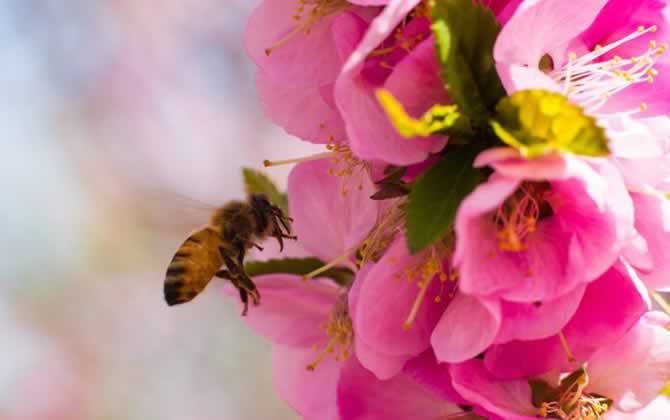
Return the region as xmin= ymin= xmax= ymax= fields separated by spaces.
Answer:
xmin=0 ymin=1 xmax=319 ymax=418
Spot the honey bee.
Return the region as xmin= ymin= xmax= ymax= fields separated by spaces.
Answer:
xmin=164 ymin=193 xmax=295 ymax=315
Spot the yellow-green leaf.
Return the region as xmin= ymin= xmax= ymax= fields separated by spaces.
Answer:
xmin=242 ymin=168 xmax=289 ymax=214
xmin=491 ymin=90 xmax=610 ymax=158
xmin=376 ymin=89 xmax=460 ymax=137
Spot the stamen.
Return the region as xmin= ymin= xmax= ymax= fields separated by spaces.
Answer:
xmin=307 ymin=295 xmax=353 ymax=370
xmin=559 ymin=332 xmax=576 ymax=363
xmin=303 ymin=247 xmax=358 ymax=280
xmin=265 ymin=0 xmax=350 ymax=56
xmin=550 ymin=25 xmax=665 ymax=114
xmin=402 ymin=248 xmax=450 ymax=329
xmin=539 ymin=369 xmax=610 ymax=420
xmin=651 ymin=290 xmax=670 ymax=315
xmin=494 ymin=183 xmax=546 ymax=252
xmin=263 ymin=151 xmax=335 ymax=167
xmin=358 ymin=206 xmax=405 ymax=266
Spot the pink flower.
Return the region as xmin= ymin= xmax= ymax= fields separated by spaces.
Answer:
xmin=495 ymin=0 xmax=669 ymax=118
xmin=483 ymin=263 xmax=649 ymax=379
xmin=454 ymin=148 xmax=633 ymax=303
xmin=450 ymin=312 xmax=670 ymax=419
xmin=336 ymin=353 xmax=466 ymax=420
xmin=624 ymin=191 xmax=670 ymax=290
xmin=334 ymin=0 xmax=449 ymax=165
xmin=246 ymin=1 xmax=379 ymax=143
xmin=349 ymin=236 xmax=454 ymax=378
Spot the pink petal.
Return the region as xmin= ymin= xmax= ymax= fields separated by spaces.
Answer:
xmin=337 ymin=356 xmax=462 ymax=420
xmin=494 ymin=284 xmax=586 ymax=344
xmin=496 ymin=63 xmax=562 ymax=94
xmin=272 ymin=344 xmax=341 ymax=420
xmin=599 ymin=64 xmax=670 ymax=117
xmin=630 ymin=192 xmax=670 ymax=289
xmin=403 ymin=350 xmax=470 ymax=405
xmin=240 ymin=274 xmax=339 ymax=347
xmin=335 ymin=36 xmax=447 ymax=165
xmin=484 ymin=264 xmax=649 ymax=379
xmin=450 ymin=360 xmax=537 ymax=419
xmin=606 ymin=397 xmax=670 ymax=420
xmin=354 ymin=337 xmax=409 ymax=380
xmin=288 ymin=159 xmax=379 ymax=262
xmin=245 ymin=0 xmax=370 ymax=89
xmin=354 ymin=237 xmax=451 ymax=360
xmin=257 ymin=74 xmax=346 ymax=143
xmin=587 ymin=312 xmax=670 ymax=412
xmin=431 ymin=293 xmax=501 ymax=363
xmin=494 ymin=0 xmax=608 ymax=68
xmin=341 ymin=0 xmax=422 ymax=74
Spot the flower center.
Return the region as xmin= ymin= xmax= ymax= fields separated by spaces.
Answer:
xmin=265 ymin=0 xmax=351 ymax=56
xmin=494 ymin=183 xmax=551 ymax=253
xmin=307 ymin=295 xmax=353 ymax=371
xmin=549 ymin=25 xmax=666 ymax=114
xmin=538 ymin=370 xmax=611 ymax=420
xmin=389 ymin=246 xmax=454 ymax=329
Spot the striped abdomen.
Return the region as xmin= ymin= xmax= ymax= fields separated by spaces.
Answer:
xmin=164 ymin=227 xmax=224 ymax=305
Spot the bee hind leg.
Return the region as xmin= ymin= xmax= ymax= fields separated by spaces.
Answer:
xmin=216 ymin=269 xmax=254 ymax=316
xmin=222 ymin=251 xmax=261 ymax=310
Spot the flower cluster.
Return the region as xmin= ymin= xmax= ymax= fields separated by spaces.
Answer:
xmin=236 ymin=0 xmax=670 ymax=418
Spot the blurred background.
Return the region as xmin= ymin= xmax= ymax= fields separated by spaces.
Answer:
xmin=1 ymin=1 xmax=320 ymax=418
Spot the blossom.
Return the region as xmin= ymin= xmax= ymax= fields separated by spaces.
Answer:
xmin=246 ymin=1 xmax=379 ymax=143
xmin=450 ymin=312 xmax=670 ymax=419
xmin=495 ymin=0 xmax=669 ymax=118
xmin=454 ymin=148 xmax=633 ymax=303
xmin=334 ymin=0 xmax=449 ymax=165
xmin=483 ymin=262 xmax=649 ymax=379
xmin=349 ymin=236 xmax=454 ymax=378
xmin=337 ymin=352 xmax=467 ymax=420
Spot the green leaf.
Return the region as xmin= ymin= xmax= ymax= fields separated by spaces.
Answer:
xmin=242 ymin=168 xmax=289 ymax=213
xmin=406 ymin=148 xmax=484 ymax=253
xmin=430 ymin=0 xmax=505 ymax=124
xmin=370 ymin=183 xmax=410 ymax=200
xmin=491 ymin=89 xmax=610 ymax=158
xmin=376 ymin=89 xmax=461 ymax=137
xmin=245 ymin=257 xmax=354 ymax=287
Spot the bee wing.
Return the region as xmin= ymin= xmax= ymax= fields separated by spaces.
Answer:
xmin=164 ymin=227 xmax=224 ymax=305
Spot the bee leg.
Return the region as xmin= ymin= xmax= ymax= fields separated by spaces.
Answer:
xmin=238 ymin=288 xmax=249 ymax=316
xmin=216 ymin=269 xmax=250 ymax=315
xmin=222 ymin=251 xmax=261 ymax=307
xmin=215 ymin=269 xmax=233 ymax=280
xmin=251 ymin=243 xmax=264 ymax=251
xmin=274 ymin=229 xmax=284 ymax=252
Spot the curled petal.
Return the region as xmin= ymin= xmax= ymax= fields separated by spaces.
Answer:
xmin=431 ymin=293 xmax=501 ymax=363
xmin=337 ymin=356 xmax=462 ymax=420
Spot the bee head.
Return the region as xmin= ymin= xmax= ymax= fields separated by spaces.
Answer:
xmin=249 ymin=193 xmax=272 ymax=212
